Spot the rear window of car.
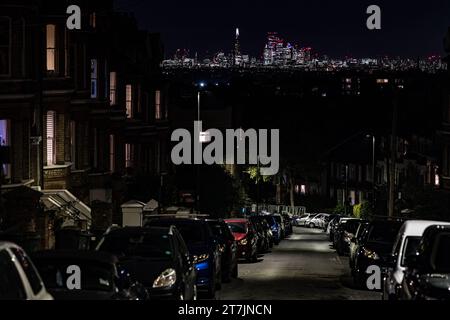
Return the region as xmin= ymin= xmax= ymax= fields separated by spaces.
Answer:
xmin=33 ymin=259 xmax=115 ymax=292
xmin=400 ymin=236 xmax=421 ymax=266
xmin=11 ymin=248 xmax=43 ymax=295
xmin=147 ymin=221 xmax=207 ymax=245
xmin=367 ymin=223 xmax=401 ymax=243
xmin=0 ymin=249 xmax=26 ymax=300
xmin=99 ymin=233 xmax=173 ymax=259
xmin=432 ymin=233 xmax=450 ymax=273
xmin=227 ymin=223 xmax=247 ymax=234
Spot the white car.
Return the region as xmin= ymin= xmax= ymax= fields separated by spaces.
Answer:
xmin=382 ymin=220 xmax=450 ymax=300
xmin=296 ymin=214 xmax=313 ymax=226
xmin=307 ymin=214 xmax=327 ymax=228
xmin=0 ymin=242 xmax=53 ymax=300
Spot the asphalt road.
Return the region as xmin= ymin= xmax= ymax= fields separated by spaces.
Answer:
xmin=218 ymin=226 xmax=381 ymax=300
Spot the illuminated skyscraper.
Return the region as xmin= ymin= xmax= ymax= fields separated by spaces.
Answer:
xmin=234 ymin=27 xmax=242 ymax=66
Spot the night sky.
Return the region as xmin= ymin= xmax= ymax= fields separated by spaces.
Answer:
xmin=115 ymin=0 xmax=450 ymax=59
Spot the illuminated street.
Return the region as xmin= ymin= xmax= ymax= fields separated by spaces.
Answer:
xmin=220 ymin=227 xmax=381 ymax=300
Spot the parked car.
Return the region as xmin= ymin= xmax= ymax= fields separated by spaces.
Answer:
xmin=296 ymin=214 xmax=313 ymax=227
xmin=352 ymin=220 xmax=403 ymax=288
xmin=327 ymin=215 xmax=341 ymax=239
xmin=349 ymin=220 xmax=370 ymax=270
xmin=262 ymin=215 xmax=281 ymax=245
xmin=96 ymin=226 xmax=196 ymax=300
xmin=0 ymin=242 xmax=53 ymax=300
xmin=382 ymin=220 xmax=450 ymax=300
xmin=323 ymin=214 xmax=337 ymax=232
xmin=146 ymin=217 xmax=221 ymax=298
xmin=281 ymin=213 xmax=293 ymax=236
xmin=206 ymin=219 xmax=238 ymax=282
xmin=334 ymin=219 xmax=361 ymax=256
xmin=249 ymin=216 xmax=270 ymax=253
xmin=272 ymin=214 xmax=286 ymax=238
xmin=225 ymin=219 xmax=258 ymax=262
xmin=400 ymin=225 xmax=450 ymax=300
xmin=32 ymin=250 xmax=148 ymax=300
xmin=250 ymin=216 xmax=274 ymax=248
xmin=308 ymin=213 xmax=328 ymax=229
xmin=332 ymin=217 xmax=353 ymax=248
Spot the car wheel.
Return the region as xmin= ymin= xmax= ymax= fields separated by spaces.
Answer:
xmin=231 ymin=263 xmax=238 ymax=278
xmin=309 ymin=223 xmax=315 ymax=228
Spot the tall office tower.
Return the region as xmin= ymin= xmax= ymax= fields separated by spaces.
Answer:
xmin=234 ymin=27 xmax=242 ymax=66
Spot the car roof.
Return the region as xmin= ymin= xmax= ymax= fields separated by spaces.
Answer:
xmin=0 ymin=242 xmax=23 ymax=251
xmin=32 ymin=250 xmax=118 ymax=265
xmin=399 ymin=220 xmax=450 ymax=237
xmin=106 ymin=226 xmax=173 ymax=236
xmin=225 ymin=218 xmax=249 ymax=223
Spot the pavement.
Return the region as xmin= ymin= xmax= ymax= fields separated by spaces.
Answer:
xmin=218 ymin=226 xmax=381 ymax=300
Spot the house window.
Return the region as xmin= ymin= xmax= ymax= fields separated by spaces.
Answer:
xmin=46 ymin=24 xmax=56 ymax=72
xmin=90 ymin=59 xmax=98 ymax=98
xmin=89 ymin=12 xmax=96 ymax=29
xmin=70 ymin=121 xmax=76 ymax=169
xmin=109 ymin=72 xmax=117 ymax=105
xmin=109 ymin=134 xmax=115 ymax=172
xmin=0 ymin=119 xmax=11 ymax=179
xmin=155 ymin=90 xmax=161 ymax=120
xmin=126 ymin=84 xmax=133 ymax=118
xmin=0 ymin=17 xmax=11 ymax=76
xmin=125 ymin=143 xmax=133 ymax=168
xmin=46 ymin=111 xmax=56 ymax=165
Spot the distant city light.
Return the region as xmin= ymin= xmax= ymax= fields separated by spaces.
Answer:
xmin=199 ymin=82 xmax=206 ymax=88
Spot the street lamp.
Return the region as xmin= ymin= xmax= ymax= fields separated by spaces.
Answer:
xmin=366 ymin=134 xmax=376 ymax=209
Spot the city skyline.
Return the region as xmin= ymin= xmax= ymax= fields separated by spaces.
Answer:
xmin=116 ymin=0 xmax=450 ymax=58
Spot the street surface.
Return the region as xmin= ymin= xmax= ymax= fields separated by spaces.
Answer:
xmin=219 ymin=227 xmax=381 ymax=300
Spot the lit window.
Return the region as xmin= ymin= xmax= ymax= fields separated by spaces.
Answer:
xmin=109 ymin=72 xmax=117 ymax=105
xmin=300 ymin=185 xmax=306 ymax=195
xmin=126 ymin=85 xmax=133 ymax=118
xmin=89 ymin=12 xmax=96 ymax=29
xmin=46 ymin=111 xmax=56 ymax=165
xmin=90 ymin=59 xmax=98 ymax=98
xmin=155 ymin=90 xmax=161 ymax=120
xmin=0 ymin=17 xmax=11 ymax=75
xmin=125 ymin=143 xmax=133 ymax=168
xmin=109 ymin=134 xmax=115 ymax=172
xmin=0 ymin=119 xmax=11 ymax=178
xmin=435 ymin=167 xmax=440 ymax=186
xmin=46 ymin=25 xmax=56 ymax=72
xmin=376 ymin=78 xmax=389 ymax=84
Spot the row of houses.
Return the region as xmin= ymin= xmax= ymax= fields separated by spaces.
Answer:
xmin=0 ymin=0 xmax=169 ymax=249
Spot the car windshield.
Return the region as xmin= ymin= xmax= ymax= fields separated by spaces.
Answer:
xmin=367 ymin=223 xmax=401 ymax=243
xmin=273 ymin=216 xmax=282 ymax=223
xmin=432 ymin=233 xmax=450 ymax=273
xmin=401 ymin=236 xmax=421 ymax=266
xmin=228 ymin=223 xmax=247 ymax=234
xmin=34 ymin=260 xmax=115 ymax=292
xmin=344 ymin=220 xmax=360 ymax=234
xmin=148 ymin=221 xmax=207 ymax=245
xmin=99 ymin=233 xmax=172 ymax=259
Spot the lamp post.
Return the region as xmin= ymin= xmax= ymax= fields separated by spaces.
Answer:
xmin=366 ymin=134 xmax=376 ymax=210
xmin=195 ymin=82 xmax=206 ymax=214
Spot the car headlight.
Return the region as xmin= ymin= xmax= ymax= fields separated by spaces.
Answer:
xmin=153 ymin=268 xmax=176 ymax=288
xmin=240 ymin=239 xmax=248 ymax=245
xmin=193 ymin=253 xmax=209 ymax=263
xmin=363 ymin=248 xmax=380 ymax=260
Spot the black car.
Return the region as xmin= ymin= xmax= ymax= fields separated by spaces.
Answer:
xmin=328 ymin=215 xmax=342 ymax=242
xmin=249 ymin=216 xmax=270 ymax=253
xmin=349 ymin=220 xmax=370 ymax=270
xmin=400 ymin=225 xmax=450 ymax=300
xmin=335 ymin=219 xmax=361 ymax=256
xmin=96 ymin=226 xmax=197 ymax=300
xmin=323 ymin=214 xmax=338 ymax=232
xmin=206 ymin=219 xmax=238 ymax=282
xmin=352 ymin=220 xmax=403 ymax=288
xmin=145 ymin=217 xmax=221 ymax=298
xmin=31 ymin=250 xmax=148 ymax=300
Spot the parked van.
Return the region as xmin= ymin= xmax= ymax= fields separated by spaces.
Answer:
xmin=382 ymin=220 xmax=450 ymax=300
